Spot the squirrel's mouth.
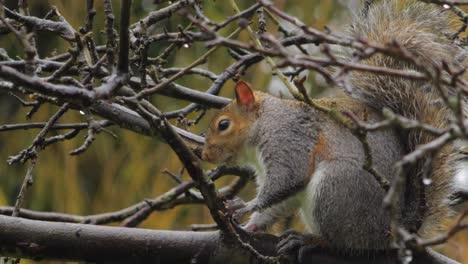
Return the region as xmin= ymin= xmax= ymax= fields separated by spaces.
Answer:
xmin=201 ymin=149 xmax=224 ymax=164
xmin=201 ymin=148 xmax=235 ymax=165
xmin=201 ymin=149 xmax=213 ymax=163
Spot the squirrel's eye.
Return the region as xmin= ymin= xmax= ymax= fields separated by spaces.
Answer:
xmin=218 ymin=119 xmax=231 ymax=131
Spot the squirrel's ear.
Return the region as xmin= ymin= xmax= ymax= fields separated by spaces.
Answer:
xmin=235 ymin=80 xmax=255 ymax=110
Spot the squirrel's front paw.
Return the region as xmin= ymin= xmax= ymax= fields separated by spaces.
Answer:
xmin=225 ymin=198 xmax=257 ymax=222
xmin=277 ymin=230 xmax=326 ymax=263
xmin=224 ymin=197 xmax=246 ymax=216
xmin=233 ymin=203 xmax=253 ymax=220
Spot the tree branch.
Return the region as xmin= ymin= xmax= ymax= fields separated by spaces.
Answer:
xmin=0 ymin=215 xmax=458 ymax=264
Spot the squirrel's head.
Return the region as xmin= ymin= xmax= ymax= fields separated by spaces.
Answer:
xmin=202 ymin=80 xmax=261 ymax=164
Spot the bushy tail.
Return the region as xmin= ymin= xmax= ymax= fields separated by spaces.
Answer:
xmin=347 ymin=0 xmax=466 ymax=236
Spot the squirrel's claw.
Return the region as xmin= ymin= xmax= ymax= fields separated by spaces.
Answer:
xmin=277 ymin=230 xmax=306 ymax=261
xmin=277 ymin=230 xmax=325 ymax=263
xmin=225 ymin=198 xmax=257 ymax=221
xmin=224 ymin=197 xmax=246 ymax=216
xmin=233 ymin=202 xmax=253 ymax=220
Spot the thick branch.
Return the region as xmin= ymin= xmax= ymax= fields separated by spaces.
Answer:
xmin=0 ymin=215 xmax=457 ymax=264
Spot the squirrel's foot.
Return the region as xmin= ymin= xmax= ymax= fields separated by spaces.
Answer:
xmin=277 ymin=230 xmax=326 ymax=263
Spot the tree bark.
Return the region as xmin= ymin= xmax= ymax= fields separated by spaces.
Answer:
xmin=0 ymin=215 xmax=459 ymax=264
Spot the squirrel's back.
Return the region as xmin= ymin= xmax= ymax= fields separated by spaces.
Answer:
xmin=347 ymin=0 xmax=466 ymax=235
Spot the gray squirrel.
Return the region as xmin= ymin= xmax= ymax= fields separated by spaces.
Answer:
xmin=202 ymin=0 xmax=465 ymax=255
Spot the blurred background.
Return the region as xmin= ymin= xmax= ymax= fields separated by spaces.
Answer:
xmin=0 ymin=0 xmax=466 ymax=263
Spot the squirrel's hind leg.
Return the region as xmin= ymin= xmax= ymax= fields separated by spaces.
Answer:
xmin=276 ymin=230 xmax=327 ymax=263
xmin=312 ymin=162 xmax=392 ymax=251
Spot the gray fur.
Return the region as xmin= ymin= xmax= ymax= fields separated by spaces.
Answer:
xmin=244 ymin=97 xmax=405 ymax=250
xmin=311 ymin=117 xmax=404 ymax=251
xmin=216 ymin=0 xmax=463 ymax=253
xmin=245 ymin=96 xmax=319 ymax=212
xmin=347 ymin=0 xmax=463 ymax=235
xmin=248 ymin=195 xmax=303 ymax=231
